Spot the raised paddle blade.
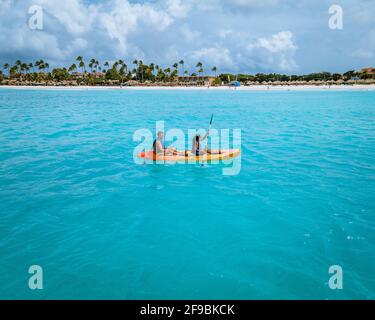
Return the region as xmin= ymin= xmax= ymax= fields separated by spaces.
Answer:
xmin=210 ymin=114 xmax=214 ymax=125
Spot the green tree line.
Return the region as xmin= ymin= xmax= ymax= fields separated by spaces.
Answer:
xmin=1 ymin=57 xmax=220 ymax=84
xmin=1 ymin=57 xmax=374 ymax=84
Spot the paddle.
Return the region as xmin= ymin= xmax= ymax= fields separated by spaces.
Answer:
xmin=209 ymin=114 xmax=214 ymax=131
xmin=166 ymin=115 xmax=214 ymax=155
xmin=205 ymin=114 xmax=214 ymax=151
xmin=168 ymin=114 xmax=213 ymax=145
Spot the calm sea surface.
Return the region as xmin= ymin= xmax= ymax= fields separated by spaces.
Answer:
xmin=0 ymin=88 xmax=374 ymax=299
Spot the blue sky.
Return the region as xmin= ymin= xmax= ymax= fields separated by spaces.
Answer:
xmin=0 ymin=0 xmax=374 ymax=74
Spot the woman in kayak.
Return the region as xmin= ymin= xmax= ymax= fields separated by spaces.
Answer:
xmin=192 ymin=130 xmax=222 ymax=156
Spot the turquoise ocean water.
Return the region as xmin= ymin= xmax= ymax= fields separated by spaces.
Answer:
xmin=0 ymin=88 xmax=374 ymax=299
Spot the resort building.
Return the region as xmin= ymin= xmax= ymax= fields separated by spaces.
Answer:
xmin=358 ymin=67 xmax=375 ymax=75
xmin=178 ymin=76 xmax=216 ymax=86
xmin=71 ymin=72 xmax=105 ymax=79
xmin=71 ymin=72 xmax=84 ymax=80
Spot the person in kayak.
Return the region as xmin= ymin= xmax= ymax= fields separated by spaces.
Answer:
xmin=192 ymin=130 xmax=222 ymax=156
xmin=153 ymin=131 xmax=181 ymax=155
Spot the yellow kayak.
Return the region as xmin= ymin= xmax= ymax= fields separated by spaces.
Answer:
xmin=138 ymin=149 xmax=241 ymax=163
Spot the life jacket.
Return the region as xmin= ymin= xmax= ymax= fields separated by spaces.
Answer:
xmin=153 ymin=139 xmax=157 ymax=154
xmin=193 ymin=136 xmax=200 ymax=156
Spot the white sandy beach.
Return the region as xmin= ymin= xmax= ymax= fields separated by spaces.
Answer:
xmin=1 ymin=84 xmax=375 ymax=91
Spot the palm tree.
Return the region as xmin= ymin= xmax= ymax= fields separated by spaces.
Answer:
xmin=19 ymin=63 xmax=28 ymax=81
xmin=154 ymin=65 xmax=161 ymax=80
xmin=35 ymin=60 xmax=40 ymax=73
xmin=21 ymin=63 xmax=28 ymax=73
xmin=212 ymin=66 xmax=217 ymax=77
xmin=133 ymin=60 xmax=138 ymax=80
xmin=3 ymin=63 xmax=9 ymax=76
xmin=139 ymin=60 xmax=144 ymax=82
xmin=119 ymin=60 xmax=127 ymax=73
xmin=119 ymin=65 xmax=126 ymax=83
xmin=9 ymin=66 xmax=18 ymax=78
xmin=164 ymin=68 xmax=171 ymax=80
xmin=150 ymin=63 xmax=155 ymax=77
xmin=26 ymin=64 xmax=31 ymax=75
xmin=13 ymin=60 xmax=22 ymax=75
xmin=131 ymin=68 xmax=137 ymax=79
xmin=196 ymin=62 xmax=203 ymax=77
xmin=35 ymin=60 xmax=40 ymax=68
xmin=199 ymin=67 xmax=204 ymax=75
xmin=28 ymin=63 xmax=34 ymax=73
xmin=68 ymin=64 xmax=77 ymax=74
xmin=79 ymin=61 xmax=85 ymax=73
xmin=103 ymin=61 xmax=109 ymax=73
xmin=172 ymin=63 xmax=179 ymax=81
xmin=179 ymin=60 xmax=185 ymax=76
xmin=123 ymin=63 xmax=127 ymax=74
xmin=171 ymin=69 xmax=178 ymax=79
xmin=91 ymin=60 xmax=99 ymax=73
xmin=76 ymin=56 xmax=85 ymax=73
xmin=89 ymin=59 xmax=96 ymax=73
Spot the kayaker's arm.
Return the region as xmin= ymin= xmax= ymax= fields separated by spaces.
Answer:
xmin=201 ymin=129 xmax=210 ymax=141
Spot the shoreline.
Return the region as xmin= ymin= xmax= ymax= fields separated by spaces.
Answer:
xmin=1 ymin=84 xmax=375 ymax=91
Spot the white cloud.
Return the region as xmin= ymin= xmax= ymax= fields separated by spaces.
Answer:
xmin=0 ymin=0 xmax=177 ymax=66
xmin=191 ymin=47 xmax=234 ymax=70
xmin=248 ymin=31 xmax=298 ymax=71
xmin=167 ymin=0 xmax=192 ymax=18
xmin=180 ymin=25 xmax=201 ymax=43
xmin=218 ymin=29 xmax=233 ymax=39
xmin=230 ymin=0 xmax=279 ymax=7
xmin=39 ymin=0 xmax=97 ymax=35
xmin=99 ymin=0 xmax=173 ymax=55
xmin=0 ymin=0 xmax=374 ymax=73
xmin=253 ymin=31 xmax=297 ymax=53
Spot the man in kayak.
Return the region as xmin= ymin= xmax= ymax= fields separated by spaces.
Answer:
xmin=153 ymin=131 xmax=181 ymax=155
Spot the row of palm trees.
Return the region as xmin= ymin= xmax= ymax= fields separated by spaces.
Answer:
xmin=2 ymin=56 xmax=218 ymax=83
xmin=3 ymin=60 xmax=50 ymax=79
